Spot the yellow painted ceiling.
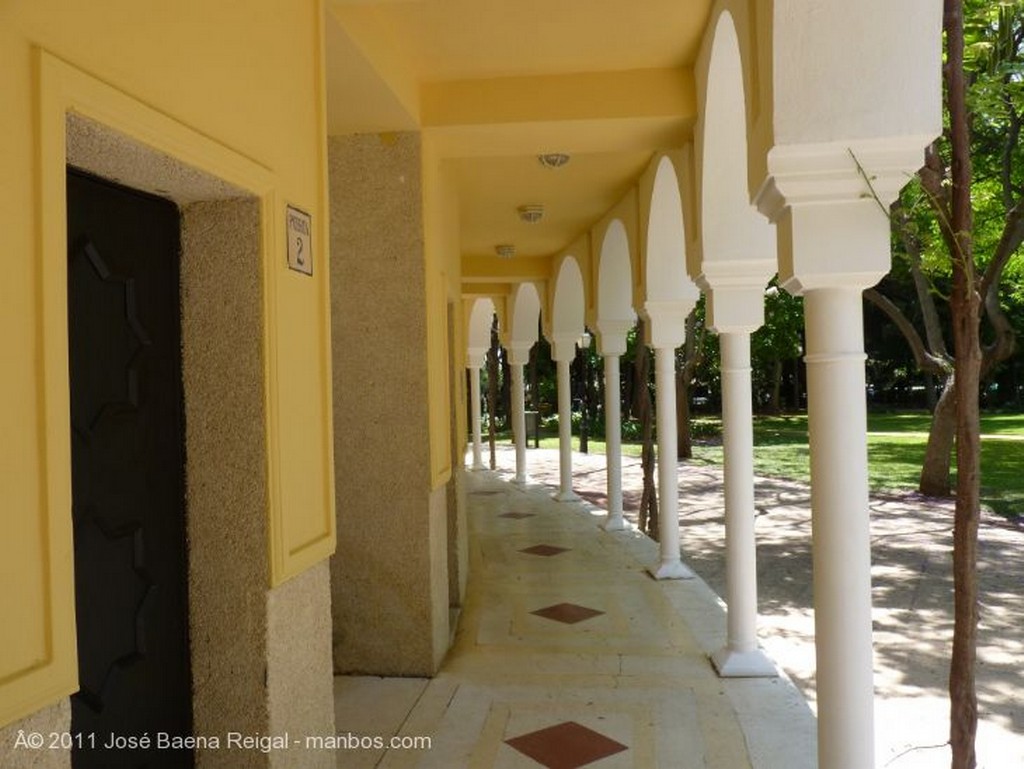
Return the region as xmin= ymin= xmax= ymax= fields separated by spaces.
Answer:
xmin=326 ymin=0 xmax=713 ymax=277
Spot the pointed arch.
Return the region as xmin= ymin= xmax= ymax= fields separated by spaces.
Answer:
xmin=597 ymin=219 xmax=634 ymax=323
xmin=551 ymin=256 xmax=585 ymax=342
xmin=697 ymin=10 xmax=774 ymax=269
xmin=645 ymin=156 xmax=698 ymax=305
xmin=509 ymin=283 xmax=541 ymax=348
xmin=466 ymin=297 xmax=496 ymax=355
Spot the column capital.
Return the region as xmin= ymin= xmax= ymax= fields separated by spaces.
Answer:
xmin=466 ymin=349 xmax=486 ymax=369
xmin=755 ymin=137 xmax=930 ymax=219
xmin=507 ymin=342 xmax=531 ymax=367
xmin=696 ymin=263 xmax=774 ymax=335
xmin=754 ymin=138 xmax=929 ymax=296
xmin=641 ymin=300 xmax=694 ymax=350
xmin=549 ymin=333 xmax=578 ymax=362
xmin=695 ymin=259 xmax=776 ymax=293
xmin=595 ymin=318 xmax=633 ymax=357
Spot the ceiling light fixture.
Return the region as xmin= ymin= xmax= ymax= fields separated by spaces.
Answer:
xmin=495 ymin=244 xmax=516 ymax=259
xmin=538 ymin=153 xmax=570 ymax=169
xmin=517 ymin=204 xmax=545 ymax=224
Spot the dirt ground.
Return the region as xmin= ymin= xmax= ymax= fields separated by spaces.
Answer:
xmin=492 ymin=444 xmax=1024 ymax=769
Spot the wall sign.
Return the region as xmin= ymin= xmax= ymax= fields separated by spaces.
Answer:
xmin=286 ymin=205 xmax=313 ymax=275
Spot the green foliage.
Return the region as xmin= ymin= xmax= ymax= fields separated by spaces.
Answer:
xmin=884 ymin=0 xmax=1024 ymax=407
xmin=682 ymin=413 xmax=1024 ymax=518
xmin=753 ymin=280 xmax=804 ymax=361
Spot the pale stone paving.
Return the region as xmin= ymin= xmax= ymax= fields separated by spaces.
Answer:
xmin=506 ymin=444 xmax=1024 ymax=769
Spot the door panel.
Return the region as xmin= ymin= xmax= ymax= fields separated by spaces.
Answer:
xmin=67 ymin=169 xmax=193 ymax=768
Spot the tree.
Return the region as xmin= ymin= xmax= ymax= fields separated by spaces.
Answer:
xmin=934 ymin=2 xmax=1024 ymax=765
xmin=631 ymin=318 xmax=659 ymax=539
xmin=487 ymin=314 xmax=500 ymax=469
xmin=864 ymin=5 xmax=1023 ymax=763
xmin=945 ymin=4 xmax=981 ymax=765
xmin=868 ymin=0 xmax=1023 ymax=502
xmin=751 ymin=280 xmax=805 ymax=413
xmin=676 ymin=303 xmax=707 ymax=459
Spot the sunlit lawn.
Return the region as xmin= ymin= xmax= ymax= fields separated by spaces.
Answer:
xmin=527 ymin=411 xmax=1024 ymax=518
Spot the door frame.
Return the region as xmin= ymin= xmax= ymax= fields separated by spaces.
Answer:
xmin=31 ymin=50 xmax=278 ymax=751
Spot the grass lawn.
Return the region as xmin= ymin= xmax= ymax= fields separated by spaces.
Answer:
xmin=526 ymin=411 xmax=1024 ymax=518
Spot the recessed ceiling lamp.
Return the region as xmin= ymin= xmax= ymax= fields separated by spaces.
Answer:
xmin=495 ymin=244 xmax=516 ymax=259
xmin=538 ymin=153 xmax=570 ymax=169
xmin=517 ymin=204 xmax=545 ymax=224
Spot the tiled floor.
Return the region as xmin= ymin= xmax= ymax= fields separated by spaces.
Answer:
xmin=334 ymin=465 xmax=816 ymax=768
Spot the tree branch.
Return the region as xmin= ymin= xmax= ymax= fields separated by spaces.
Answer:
xmin=893 ymin=201 xmax=950 ymax=357
xmin=864 ymin=288 xmax=953 ymax=376
xmin=981 ymin=200 xmax=1024 ymax=298
xmin=999 ymin=107 xmax=1021 ymax=212
xmin=919 ymin=142 xmax=962 ymax=262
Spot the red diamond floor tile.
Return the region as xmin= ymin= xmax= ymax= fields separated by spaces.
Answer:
xmin=519 ymin=544 xmax=570 ymax=557
xmin=530 ymin=603 xmax=605 ymax=625
xmin=499 ymin=511 xmax=537 ymax=519
xmin=505 ymin=720 xmax=628 ymax=769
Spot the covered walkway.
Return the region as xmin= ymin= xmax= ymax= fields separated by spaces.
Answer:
xmin=333 ymin=463 xmax=815 ymax=769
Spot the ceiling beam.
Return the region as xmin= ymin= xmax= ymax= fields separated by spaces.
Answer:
xmin=462 ymin=255 xmax=552 ymax=283
xmin=423 ymin=68 xmax=695 ymax=127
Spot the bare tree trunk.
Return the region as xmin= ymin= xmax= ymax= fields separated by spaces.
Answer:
xmin=677 ymin=379 xmax=692 ymax=460
xmin=769 ymin=358 xmax=783 ymax=415
xmin=790 ymin=357 xmax=801 ymax=411
xmin=945 ymin=2 xmax=980 ymax=765
xmin=950 ymin=277 xmax=982 ymax=769
xmin=499 ymin=350 xmax=511 ymax=430
xmin=634 ymin=320 xmax=658 ymax=538
xmin=920 ymin=376 xmax=956 ymax=497
xmin=580 ymin=347 xmax=590 ymax=453
xmin=925 ymin=372 xmax=939 ymax=412
xmin=676 ymin=308 xmax=704 ymax=459
xmin=864 ymin=286 xmax=955 ymax=495
xmin=487 ymin=317 xmax=499 ymax=470
xmin=529 ymin=342 xmax=539 ymax=411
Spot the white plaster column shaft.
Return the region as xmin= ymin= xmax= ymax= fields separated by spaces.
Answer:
xmin=643 ymin=302 xmax=695 ymax=579
xmin=508 ymin=345 xmax=531 ymax=486
xmin=601 ymin=353 xmax=625 ymax=530
xmin=710 ymin=331 xmax=775 ymax=677
xmin=653 ymin=346 xmax=692 ymax=578
xmin=511 ymin=363 xmax=527 ymax=484
xmin=553 ymin=354 xmax=577 ymax=502
xmin=804 ymin=287 xmax=875 ymax=769
xmin=468 ymin=363 xmax=484 ymax=471
xmin=596 ymin=323 xmax=631 ymax=531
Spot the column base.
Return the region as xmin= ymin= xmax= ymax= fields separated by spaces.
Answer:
xmin=513 ymin=474 xmax=531 ymax=487
xmin=471 ymin=462 xmax=486 ymax=471
xmin=648 ymin=560 xmax=695 ymax=580
xmin=601 ymin=512 xmax=629 ymax=532
xmin=710 ymin=647 xmax=778 ymax=678
xmin=553 ymin=489 xmax=579 ymax=503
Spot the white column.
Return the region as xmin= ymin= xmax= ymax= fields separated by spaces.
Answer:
xmin=711 ymin=331 xmax=775 ymax=677
xmin=757 ymin=186 xmax=897 ymax=768
xmin=652 ymin=346 xmax=693 ymax=579
xmin=510 ymin=360 xmax=527 ymax=485
xmin=600 ymin=353 xmax=626 ymax=530
xmin=468 ymin=364 xmax=484 ymax=471
xmin=752 ymin=0 xmax=940 ymax=745
xmin=554 ymin=356 xmax=577 ymax=502
xmin=804 ymin=287 xmax=875 ymax=768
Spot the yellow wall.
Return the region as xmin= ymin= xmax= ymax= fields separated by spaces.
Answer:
xmin=422 ymin=137 xmax=463 ymax=487
xmin=0 ymin=0 xmax=335 ymax=727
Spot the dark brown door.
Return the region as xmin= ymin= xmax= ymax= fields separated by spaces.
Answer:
xmin=67 ymin=169 xmax=193 ymax=768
